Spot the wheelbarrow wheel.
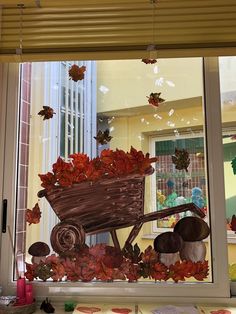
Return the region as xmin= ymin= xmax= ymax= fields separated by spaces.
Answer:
xmin=50 ymin=220 xmax=85 ymax=255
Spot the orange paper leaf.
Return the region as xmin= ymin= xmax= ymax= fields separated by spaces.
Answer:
xmin=26 ymin=203 xmax=41 ymax=225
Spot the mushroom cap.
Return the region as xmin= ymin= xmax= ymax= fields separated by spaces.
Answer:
xmin=154 ymin=231 xmax=183 ymax=253
xmin=174 ymin=216 xmax=210 ymax=242
xmin=28 ymin=241 xmax=50 ymax=256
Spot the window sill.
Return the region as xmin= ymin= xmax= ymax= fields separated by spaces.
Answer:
xmin=32 ymin=297 xmax=236 ymax=314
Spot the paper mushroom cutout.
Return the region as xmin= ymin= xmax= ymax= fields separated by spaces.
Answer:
xmin=154 ymin=231 xmax=183 ymax=267
xmin=174 ymin=216 xmax=210 ymax=262
xmin=28 ymin=241 xmax=50 ymax=264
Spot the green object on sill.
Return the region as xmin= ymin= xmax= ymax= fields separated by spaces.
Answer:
xmin=231 ymin=156 xmax=236 ymax=175
xmin=64 ymin=301 xmax=76 ymax=312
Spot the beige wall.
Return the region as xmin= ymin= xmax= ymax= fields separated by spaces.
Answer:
xmin=97 ymin=58 xmax=203 ymax=113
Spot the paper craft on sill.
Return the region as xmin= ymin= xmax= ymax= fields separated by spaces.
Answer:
xmin=73 ymin=303 xmax=135 ymax=314
xmin=151 ymin=305 xmax=199 ymax=314
xmin=198 ymin=306 xmax=236 ymax=314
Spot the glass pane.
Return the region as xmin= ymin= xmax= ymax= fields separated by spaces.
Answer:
xmin=155 ymin=137 xmax=206 ymax=228
xmin=219 ymin=57 xmax=236 ymax=282
xmin=15 ymin=59 xmax=212 ymax=284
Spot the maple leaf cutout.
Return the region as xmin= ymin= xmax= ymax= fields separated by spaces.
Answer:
xmin=172 ymin=148 xmax=190 ymax=172
xmin=147 ymin=92 xmax=165 ymax=108
xmin=141 ymin=58 xmax=157 ymax=64
xmin=94 ymin=129 xmax=113 ymax=145
xmin=38 ymin=106 xmax=56 ymax=120
xmin=26 ymin=203 xmax=42 ymax=225
xmin=68 ymin=64 xmax=86 ymax=82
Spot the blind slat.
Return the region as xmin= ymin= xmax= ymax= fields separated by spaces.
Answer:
xmin=1 ymin=0 xmax=236 ymax=61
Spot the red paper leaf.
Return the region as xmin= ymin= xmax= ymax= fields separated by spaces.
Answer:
xmin=26 ymin=203 xmax=41 ymax=225
xmin=76 ymin=307 xmax=101 ymax=314
xmin=38 ymin=172 xmax=56 ymax=190
xmin=102 ymin=246 xmax=123 ymax=268
xmin=147 ymin=92 xmax=165 ymax=108
xmin=89 ymin=244 xmax=106 ymax=261
xmin=69 ymin=65 xmax=86 ymax=82
xmin=51 ymin=264 xmax=65 ymax=281
xmin=25 ymin=262 xmax=38 ymax=281
xmin=38 ymin=106 xmax=55 ymax=120
xmin=151 ymin=262 xmax=168 ymax=281
xmin=141 ymin=245 xmax=159 ymax=264
xmin=95 ymin=262 xmax=114 ymax=281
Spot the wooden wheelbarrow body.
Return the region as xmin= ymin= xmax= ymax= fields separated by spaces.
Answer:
xmin=38 ymin=173 xmax=205 ymax=253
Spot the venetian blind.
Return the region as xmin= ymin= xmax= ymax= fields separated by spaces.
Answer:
xmin=1 ymin=0 xmax=236 ymax=62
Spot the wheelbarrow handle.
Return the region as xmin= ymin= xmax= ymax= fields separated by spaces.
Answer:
xmin=139 ymin=203 xmax=205 ymax=224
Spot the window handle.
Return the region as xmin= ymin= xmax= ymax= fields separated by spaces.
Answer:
xmin=2 ymin=199 xmax=7 ymax=233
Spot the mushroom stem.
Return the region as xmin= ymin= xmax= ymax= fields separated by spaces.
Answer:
xmin=159 ymin=252 xmax=180 ymax=267
xmin=31 ymin=256 xmax=47 ymax=264
xmin=180 ymin=241 xmax=206 ymax=262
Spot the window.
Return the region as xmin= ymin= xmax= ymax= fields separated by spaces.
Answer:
xmin=151 ymin=133 xmax=206 ymax=233
xmin=0 ymin=58 xmax=229 ymax=299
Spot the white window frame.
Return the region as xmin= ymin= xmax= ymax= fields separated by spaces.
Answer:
xmin=0 ymin=58 xmax=231 ymax=301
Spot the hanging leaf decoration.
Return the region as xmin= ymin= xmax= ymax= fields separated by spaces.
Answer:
xmin=141 ymin=58 xmax=157 ymax=64
xmin=171 ymin=148 xmax=190 ymax=172
xmin=231 ymin=156 xmax=236 ymax=175
xmin=68 ymin=64 xmax=86 ymax=82
xmin=147 ymin=92 xmax=165 ymax=108
xmin=38 ymin=106 xmax=56 ymax=120
xmin=94 ymin=129 xmax=113 ymax=145
xmin=26 ymin=203 xmax=42 ymax=225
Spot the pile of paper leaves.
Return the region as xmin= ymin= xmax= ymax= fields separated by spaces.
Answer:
xmin=25 ymin=243 xmax=209 ymax=283
xmin=38 ymin=147 xmax=157 ymax=190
